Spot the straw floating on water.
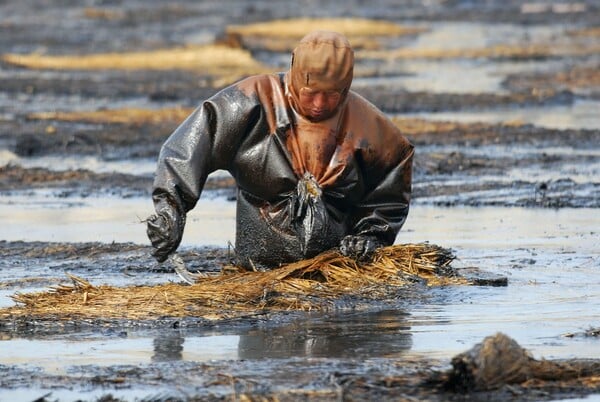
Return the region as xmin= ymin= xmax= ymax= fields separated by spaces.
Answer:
xmin=7 ymin=243 xmax=467 ymax=321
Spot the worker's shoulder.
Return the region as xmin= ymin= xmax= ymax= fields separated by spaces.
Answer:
xmin=234 ymin=73 xmax=284 ymax=95
xmin=345 ymin=90 xmax=389 ymax=118
xmin=345 ymin=91 xmax=397 ymax=128
xmin=344 ymin=91 xmax=412 ymax=150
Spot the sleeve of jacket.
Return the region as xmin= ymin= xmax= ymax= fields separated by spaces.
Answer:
xmin=151 ymin=86 xmax=254 ymax=215
xmin=352 ymin=139 xmax=414 ymax=245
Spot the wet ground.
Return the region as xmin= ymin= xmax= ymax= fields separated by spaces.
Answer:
xmin=0 ymin=0 xmax=599 ymax=401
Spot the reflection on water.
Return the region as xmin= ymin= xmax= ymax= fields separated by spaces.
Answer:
xmin=0 ymin=333 xmax=238 ymax=369
xmin=355 ymin=59 xmax=566 ymax=95
xmin=0 ymin=310 xmax=412 ymax=369
xmin=0 ymin=192 xmax=236 ymax=246
xmin=152 ymin=331 xmax=185 ymax=362
xmin=17 ymin=155 xmax=157 ymax=176
xmin=407 ymin=22 xmax=561 ymax=50
xmin=238 ymin=310 xmax=412 ymax=359
xmin=0 ymin=195 xmax=598 ymax=366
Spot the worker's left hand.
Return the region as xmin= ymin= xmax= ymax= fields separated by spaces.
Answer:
xmin=339 ymin=235 xmax=381 ymax=260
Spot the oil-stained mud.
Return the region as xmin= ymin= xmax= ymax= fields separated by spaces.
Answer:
xmin=3 ymin=119 xmax=598 ymax=206
xmin=0 ymin=1 xmax=597 ymax=209
xmin=1 ymin=0 xmax=599 ymax=400
xmin=0 ymin=164 xmax=235 ymax=198
xmin=0 ymin=332 xmax=599 ymax=402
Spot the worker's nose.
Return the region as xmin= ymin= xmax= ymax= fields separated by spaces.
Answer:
xmin=313 ymin=93 xmax=327 ymax=108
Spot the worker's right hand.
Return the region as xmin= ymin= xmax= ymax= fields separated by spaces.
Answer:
xmin=339 ymin=235 xmax=381 ymax=260
xmin=146 ymin=207 xmax=185 ymax=263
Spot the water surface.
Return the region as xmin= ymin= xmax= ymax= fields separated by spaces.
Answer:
xmin=400 ymin=99 xmax=600 ymax=131
xmin=1 ymin=198 xmax=598 ymax=367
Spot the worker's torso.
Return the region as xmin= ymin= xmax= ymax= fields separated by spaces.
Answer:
xmin=230 ymin=73 xmax=402 ymax=208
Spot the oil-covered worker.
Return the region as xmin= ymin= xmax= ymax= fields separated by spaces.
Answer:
xmin=147 ymin=30 xmax=414 ymax=269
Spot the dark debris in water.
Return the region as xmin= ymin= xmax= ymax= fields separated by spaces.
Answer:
xmin=563 ymin=327 xmax=600 ymax=338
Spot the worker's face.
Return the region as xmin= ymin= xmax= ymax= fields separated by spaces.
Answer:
xmin=297 ymin=87 xmax=342 ymax=122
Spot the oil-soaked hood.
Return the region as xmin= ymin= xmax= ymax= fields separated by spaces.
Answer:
xmin=286 ymin=30 xmax=354 ymax=110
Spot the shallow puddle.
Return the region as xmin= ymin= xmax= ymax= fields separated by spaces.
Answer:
xmin=0 ymin=310 xmax=414 ymax=368
xmin=353 ymin=20 xmax=591 ymax=94
xmin=1 ymin=194 xmax=598 ymax=369
xmin=0 ymin=191 xmax=234 ymax=246
xmin=407 ymin=21 xmax=562 ymax=50
xmin=5 ymin=154 xmax=158 ymax=176
xmin=356 ymin=59 xmax=524 ymax=94
xmin=0 ymin=333 xmax=240 ymax=369
xmin=0 ymin=389 xmax=148 ymax=402
xmin=400 ymin=206 xmax=599 ymax=359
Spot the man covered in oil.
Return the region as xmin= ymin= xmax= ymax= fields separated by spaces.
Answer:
xmin=147 ymin=31 xmax=414 ymax=270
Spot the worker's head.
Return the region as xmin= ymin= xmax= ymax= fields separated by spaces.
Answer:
xmin=288 ymin=30 xmax=354 ymax=122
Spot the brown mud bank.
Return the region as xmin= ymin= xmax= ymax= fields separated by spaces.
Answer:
xmin=0 ymin=164 xmax=235 ymax=199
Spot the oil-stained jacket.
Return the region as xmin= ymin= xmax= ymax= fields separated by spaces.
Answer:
xmin=152 ymin=73 xmax=414 ymax=269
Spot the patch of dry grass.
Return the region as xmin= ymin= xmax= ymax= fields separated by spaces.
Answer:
xmin=27 ymin=107 xmax=194 ymax=126
xmin=223 ymin=18 xmax=427 ymax=52
xmin=82 ymin=7 xmax=123 ymax=20
xmin=3 ymin=244 xmax=468 ymax=321
xmin=359 ymin=43 xmax=600 ymax=60
xmin=2 ymin=45 xmax=270 ymax=81
xmin=554 ymin=66 xmax=600 ymax=88
xmin=391 ymin=117 xmax=524 ymax=136
xmin=227 ymin=18 xmax=425 ymax=39
xmin=568 ymin=27 xmax=600 ymax=37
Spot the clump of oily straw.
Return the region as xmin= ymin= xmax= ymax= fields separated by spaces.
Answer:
xmin=6 ymin=243 xmax=468 ymax=321
xmin=442 ymin=332 xmax=600 ymax=392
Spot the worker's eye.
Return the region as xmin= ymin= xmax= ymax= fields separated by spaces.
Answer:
xmin=299 ymin=88 xmax=318 ymax=97
xmin=325 ymin=91 xmax=341 ymax=102
xmin=299 ymin=88 xmax=341 ymax=101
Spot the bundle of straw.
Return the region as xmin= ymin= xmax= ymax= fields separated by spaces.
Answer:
xmin=5 ymin=243 xmax=465 ymax=321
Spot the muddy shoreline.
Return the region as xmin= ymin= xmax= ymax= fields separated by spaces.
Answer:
xmin=3 ymin=118 xmax=599 ymax=207
xmin=1 ymin=360 xmax=597 ymax=402
xmin=1 ymin=228 xmax=599 ymax=402
xmin=1 ymin=0 xmax=599 ymax=401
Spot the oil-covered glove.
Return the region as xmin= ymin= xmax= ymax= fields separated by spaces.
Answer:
xmin=339 ymin=235 xmax=382 ymax=260
xmin=146 ymin=204 xmax=185 ymax=263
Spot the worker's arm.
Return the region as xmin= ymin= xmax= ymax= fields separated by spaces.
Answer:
xmin=341 ymin=141 xmax=414 ymax=258
xmin=146 ymin=88 xmax=251 ymax=262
